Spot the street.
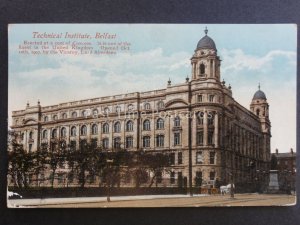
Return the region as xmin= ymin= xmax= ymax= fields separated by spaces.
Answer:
xmin=8 ymin=193 xmax=296 ymax=208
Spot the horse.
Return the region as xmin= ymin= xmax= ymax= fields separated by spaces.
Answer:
xmin=220 ymin=184 xmax=235 ymax=195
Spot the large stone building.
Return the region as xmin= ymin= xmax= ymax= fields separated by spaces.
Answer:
xmin=10 ymin=28 xmax=271 ymax=188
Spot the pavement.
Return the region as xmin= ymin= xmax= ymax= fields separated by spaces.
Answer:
xmin=8 ymin=193 xmax=296 ymax=208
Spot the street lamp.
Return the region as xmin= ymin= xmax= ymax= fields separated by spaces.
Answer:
xmin=106 ymin=159 xmax=114 ymax=202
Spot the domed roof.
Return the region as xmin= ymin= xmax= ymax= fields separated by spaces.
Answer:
xmin=196 ymin=27 xmax=217 ymax=51
xmin=253 ymin=84 xmax=267 ymax=100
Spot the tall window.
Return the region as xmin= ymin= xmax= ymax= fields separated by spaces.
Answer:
xmin=157 ymin=101 xmax=164 ymax=109
xmin=169 ymin=153 xmax=175 ymax=165
xmin=143 ymin=119 xmax=151 ymax=130
xmin=104 ymin=107 xmax=110 ymax=114
xmin=174 ymin=132 xmax=181 ymax=146
xmin=210 ymin=171 xmax=215 ymax=181
xmin=102 ymin=138 xmax=109 ymax=149
xmin=143 ymin=136 xmax=150 ymax=148
xmin=170 ymin=171 xmax=175 ymax=184
xmin=102 ymin=123 xmax=109 ymax=133
xmin=126 ymin=136 xmax=133 ymax=148
xmin=80 ymin=125 xmax=87 ymax=136
xmin=72 ymin=111 xmax=77 ymax=118
xmin=209 ymin=95 xmax=215 ymax=102
xmin=156 ymin=118 xmax=164 ymax=129
xmin=195 ymin=171 xmax=203 ymax=187
xmin=114 ymin=122 xmax=121 ymax=133
xmin=210 ymin=152 xmax=216 ymax=164
xmin=91 ymin=124 xmax=98 ymax=135
xmin=127 ymin=104 xmax=134 ymax=111
xmin=113 ymin=137 xmax=121 ymax=149
xmin=200 ymin=63 xmax=205 ymax=75
xmin=53 ymin=115 xmax=58 ymax=120
xmin=178 ymin=152 xmax=183 ymax=164
xmin=174 ymin=116 xmax=181 ymax=127
xmin=144 ymin=103 xmax=151 ymax=110
xmin=126 ymin=120 xmax=134 ymax=131
xmin=208 ymin=131 xmax=214 ymax=145
xmin=197 ymin=94 xmax=203 ymax=102
xmin=92 ymin=109 xmax=98 ymax=117
xmin=197 ymin=112 xmax=204 ymax=125
xmin=156 ymin=135 xmax=164 ymax=147
xmin=52 ymin=129 xmax=57 ymax=139
xmin=61 ymin=127 xmax=67 ymax=138
xmin=196 ymin=151 xmax=203 ymax=164
xmin=29 ymin=131 xmax=33 ymax=139
xmin=44 ymin=116 xmax=48 ymax=122
xmin=196 ymin=131 xmax=203 ymax=146
xmin=71 ymin=126 xmax=76 ymax=136
xmin=42 ymin=130 xmax=48 ymax=139
xmin=208 ymin=114 xmax=214 ymax=125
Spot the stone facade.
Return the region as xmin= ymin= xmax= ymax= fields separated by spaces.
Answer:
xmin=10 ymin=29 xmax=271 ymax=188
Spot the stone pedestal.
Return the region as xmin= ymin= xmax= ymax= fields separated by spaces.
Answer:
xmin=267 ymin=170 xmax=279 ymax=193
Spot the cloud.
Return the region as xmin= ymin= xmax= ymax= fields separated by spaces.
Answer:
xmin=220 ymin=48 xmax=296 ymax=73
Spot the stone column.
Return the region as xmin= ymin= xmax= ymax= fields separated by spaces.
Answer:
xmin=203 ymin=111 xmax=208 ymax=146
xmin=214 ymin=112 xmax=219 ymax=147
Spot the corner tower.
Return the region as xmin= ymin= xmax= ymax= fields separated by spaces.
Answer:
xmin=191 ymin=27 xmax=221 ymax=81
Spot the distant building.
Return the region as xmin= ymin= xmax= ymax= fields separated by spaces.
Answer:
xmin=272 ymin=148 xmax=296 ymax=191
xmin=9 ymin=28 xmax=271 ymax=189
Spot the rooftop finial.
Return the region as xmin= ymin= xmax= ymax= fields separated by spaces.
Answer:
xmin=204 ymin=26 xmax=208 ymax=35
xmin=168 ymin=78 xmax=171 ymax=86
xmin=258 ymin=83 xmax=261 ymax=90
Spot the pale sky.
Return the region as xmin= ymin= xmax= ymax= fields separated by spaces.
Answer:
xmin=8 ymin=24 xmax=297 ymax=153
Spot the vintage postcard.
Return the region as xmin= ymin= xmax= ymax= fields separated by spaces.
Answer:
xmin=7 ymin=24 xmax=296 ymax=207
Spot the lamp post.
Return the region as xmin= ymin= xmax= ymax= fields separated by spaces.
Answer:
xmin=106 ymin=159 xmax=114 ymax=202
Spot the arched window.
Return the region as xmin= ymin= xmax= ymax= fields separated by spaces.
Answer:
xmin=92 ymin=109 xmax=98 ymax=117
xmin=80 ymin=125 xmax=87 ymax=136
xmin=103 ymin=107 xmax=110 ymax=114
xmin=113 ymin=137 xmax=121 ymax=149
xmin=143 ymin=136 xmax=150 ymax=148
xmin=256 ymin=109 xmax=260 ymax=116
xmin=115 ymin=106 xmax=121 ymax=113
xmin=143 ymin=119 xmax=151 ymax=130
xmin=174 ymin=116 xmax=181 ymax=127
xmin=102 ymin=138 xmax=109 ymax=149
xmin=72 ymin=111 xmax=77 ymax=118
xmin=62 ymin=113 xmax=67 ymax=119
xmin=53 ymin=115 xmax=58 ymax=120
xmin=61 ymin=127 xmax=67 ymax=137
xmin=127 ymin=104 xmax=134 ymax=111
xmin=91 ymin=124 xmax=98 ymax=135
xmin=157 ymin=101 xmax=164 ymax=109
xmin=114 ymin=121 xmax=121 ymax=133
xmin=52 ymin=129 xmax=57 ymax=139
xmin=200 ymin=63 xmax=205 ymax=75
xmin=126 ymin=120 xmax=134 ymax=131
xmin=29 ymin=131 xmax=33 ymax=139
xmin=44 ymin=116 xmax=48 ymax=122
xmin=103 ymin=123 xmax=109 ymax=133
xmin=156 ymin=135 xmax=164 ymax=147
xmin=156 ymin=118 xmax=164 ymax=129
xmin=144 ymin=103 xmax=151 ymax=110
xmin=82 ymin=110 xmax=88 ymax=117
xmin=42 ymin=130 xmax=48 ymax=139
xmin=71 ymin=126 xmax=76 ymax=136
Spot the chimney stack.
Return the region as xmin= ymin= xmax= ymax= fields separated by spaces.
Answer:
xmin=290 ymin=148 xmax=293 ymax=154
xmin=275 ymin=149 xmax=278 ymax=154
